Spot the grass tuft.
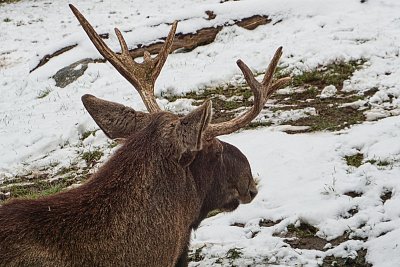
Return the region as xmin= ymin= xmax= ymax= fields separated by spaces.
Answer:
xmin=345 ymin=153 xmax=364 ymax=167
xmin=82 ymin=149 xmax=103 ymax=166
xmin=226 ymin=248 xmax=243 ymax=260
xmin=37 ymin=88 xmax=51 ymax=99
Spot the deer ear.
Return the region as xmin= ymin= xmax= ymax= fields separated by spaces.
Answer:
xmin=82 ymin=94 xmax=152 ymax=140
xmin=177 ymin=100 xmax=212 ymax=152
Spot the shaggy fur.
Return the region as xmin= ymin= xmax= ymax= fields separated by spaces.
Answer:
xmin=0 ymin=111 xmax=209 ymax=267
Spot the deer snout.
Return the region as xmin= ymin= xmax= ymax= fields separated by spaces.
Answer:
xmin=249 ymin=187 xmax=258 ymax=200
xmin=239 ymin=180 xmax=258 ymax=204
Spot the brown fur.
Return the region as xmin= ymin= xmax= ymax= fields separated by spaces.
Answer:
xmin=0 ymin=107 xmax=212 ymax=267
xmin=81 ymin=95 xmax=258 ymax=267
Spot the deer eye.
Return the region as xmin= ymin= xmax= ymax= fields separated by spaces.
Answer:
xmin=181 ymin=121 xmax=188 ymax=125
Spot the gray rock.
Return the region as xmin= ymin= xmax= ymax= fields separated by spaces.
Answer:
xmin=52 ymin=58 xmax=91 ymax=88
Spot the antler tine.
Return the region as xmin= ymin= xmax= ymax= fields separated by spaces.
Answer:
xmin=70 ymin=5 xmax=178 ymax=113
xmin=152 ymin=21 xmax=178 ymax=81
xmin=204 ymin=47 xmax=291 ymax=140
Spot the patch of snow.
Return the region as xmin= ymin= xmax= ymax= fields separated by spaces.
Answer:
xmin=1 ymin=0 xmax=400 ymax=266
xmin=320 ymin=85 xmax=337 ymax=99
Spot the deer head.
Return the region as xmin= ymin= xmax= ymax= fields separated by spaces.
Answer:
xmin=70 ymin=4 xmax=290 ymax=224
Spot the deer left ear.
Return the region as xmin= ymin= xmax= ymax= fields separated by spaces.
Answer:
xmin=177 ymin=100 xmax=212 ymax=152
xmin=82 ymin=94 xmax=152 ymax=140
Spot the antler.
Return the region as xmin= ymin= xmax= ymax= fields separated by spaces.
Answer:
xmin=204 ymin=47 xmax=291 ymax=140
xmin=69 ymin=4 xmax=177 ymax=113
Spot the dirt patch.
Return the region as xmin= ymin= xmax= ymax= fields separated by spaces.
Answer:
xmin=278 ymin=222 xmax=328 ymax=251
xmin=381 ymin=189 xmax=392 ymax=203
xmin=259 ymin=219 xmax=282 ymax=227
xmin=344 ymin=191 xmax=363 ymax=198
xmin=322 ymin=249 xmax=371 ymax=267
xmin=277 ymin=222 xmax=366 ymax=252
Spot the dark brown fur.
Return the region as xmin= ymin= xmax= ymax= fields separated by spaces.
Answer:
xmin=0 ymin=108 xmax=213 ymax=267
xmin=81 ymin=94 xmax=258 ymax=267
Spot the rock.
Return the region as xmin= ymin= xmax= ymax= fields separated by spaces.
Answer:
xmin=52 ymin=58 xmax=91 ymax=88
xmin=320 ymin=85 xmax=337 ymax=99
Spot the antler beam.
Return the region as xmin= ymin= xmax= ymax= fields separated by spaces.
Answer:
xmin=70 ymin=4 xmax=177 ymax=113
xmin=204 ymin=47 xmax=291 ymax=139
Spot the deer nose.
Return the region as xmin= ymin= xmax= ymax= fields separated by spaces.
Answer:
xmin=249 ymin=188 xmax=258 ymax=200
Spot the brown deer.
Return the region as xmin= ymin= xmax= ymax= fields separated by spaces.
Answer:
xmin=0 ymin=5 xmax=290 ymax=267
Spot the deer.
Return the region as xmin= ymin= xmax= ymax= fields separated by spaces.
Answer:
xmin=0 ymin=5 xmax=290 ymax=267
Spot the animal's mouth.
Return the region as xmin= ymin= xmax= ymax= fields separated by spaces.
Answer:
xmin=222 ymin=185 xmax=258 ymax=212
xmin=222 ymin=198 xmax=240 ymax=211
xmin=237 ymin=181 xmax=258 ymax=204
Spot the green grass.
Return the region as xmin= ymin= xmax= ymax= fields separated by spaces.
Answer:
xmin=365 ymin=159 xmax=392 ymax=167
xmin=291 ymin=60 xmax=365 ymax=89
xmin=226 ymin=248 xmax=243 ymax=260
xmin=81 ymin=130 xmax=97 ymax=140
xmin=6 ymin=179 xmax=70 ymax=200
xmin=345 ymin=153 xmax=364 ymax=167
xmin=162 ymin=60 xmax=368 ymax=132
xmin=188 ymin=245 xmax=206 ymax=262
xmin=82 ymin=149 xmax=104 ymax=166
xmin=37 ymin=88 xmax=51 ymax=99
xmin=206 ymin=209 xmax=222 ymax=218
xmin=0 ymin=0 xmax=22 ymax=5
xmin=286 ymin=222 xmax=318 ymax=238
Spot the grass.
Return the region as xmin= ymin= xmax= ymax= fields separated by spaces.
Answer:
xmin=206 ymin=209 xmax=222 ymax=218
xmin=226 ymin=248 xmax=243 ymax=260
xmin=322 ymin=249 xmax=371 ymax=267
xmin=188 ymin=245 xmax=206 ymax=262
xmin=290 ymin=60 xmax=365 ymax=90
xmin=37 ymin=88 xmax=51 ymax=99
xmin=82 ymin=149 xmax=104 ymax=166
xmin=0 ymin=0 xmax=22 ymax=6
xmin=365 ymin=158 xmax=392 ymax=167
xmin=6 ymin=179 xmax=71 ymax=200
xmin=163 ymin=60 xmax=369 ymax=133
xmin=81 ymin=130 xmax=97 ymax=140
xmin=286 ymin=222 xmax=318 ymax=238
xmin=1 ymin=165 xmax=91 ymax=202
xmin=345 ymin=153 xmax=364 ymax=167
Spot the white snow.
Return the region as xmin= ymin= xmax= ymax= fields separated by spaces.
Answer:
xmin=1 ymin=0 xmax=400 ymax=266
xmin=320 ymin=85 xmax=337 ymax=99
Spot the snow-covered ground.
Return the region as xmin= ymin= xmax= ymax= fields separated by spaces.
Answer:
xmin=1 ymin=0 xmax=400 ymax=266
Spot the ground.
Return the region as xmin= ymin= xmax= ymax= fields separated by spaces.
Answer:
xmin=1 ymin=0 xmax=400 ymax=266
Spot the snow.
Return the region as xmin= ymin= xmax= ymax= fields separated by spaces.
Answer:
xmin=1 ymin=0 xmax=400 ymax=266
xmin=320 ymin=85 xmax=337 ymax=99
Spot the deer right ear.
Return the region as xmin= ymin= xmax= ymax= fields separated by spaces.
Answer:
xmin=82 ymin=94 xmax=152 ymax=140
xmin=177 ymin=100 xmax=212 ymax=152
